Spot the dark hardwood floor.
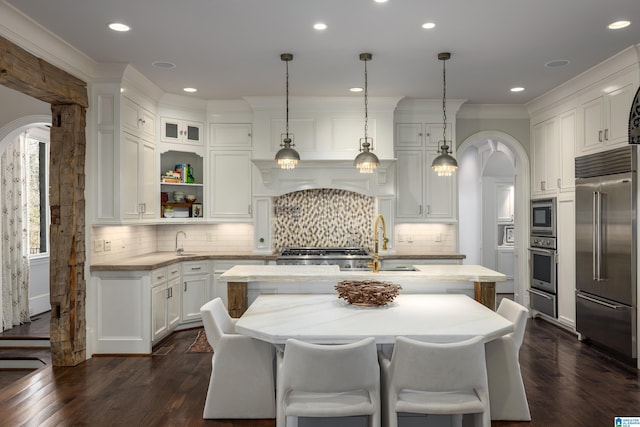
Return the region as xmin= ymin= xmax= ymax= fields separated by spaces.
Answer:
xmin=0 ymin=315 xmax=638 ymax=426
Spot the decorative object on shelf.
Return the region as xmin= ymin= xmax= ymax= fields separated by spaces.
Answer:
xmin=275 ymin=53 xmax=300 ymax=170
xmin=164 ymin=205 xmax=175 ymax=218
xmin=431 ymin=52 xmax=458 ymax=177
xmin=354 ymin=52 xmax=380 ymax=174
xmin=185 ymin=194 xmax=197 ymax=203
xmin=161 ymin=169 xmax=182 ymax=183
xmin=335 ymin=279 xmax=402 ymax=306
xmin=192 ymin=203 xmax=203 ymax=217
xmin=503 ymin=225 xmax=515 ymax=245
xmin=173 ymin=191 xmax=185 ymax=202
xmin=161 ymin=192 xmax=169 ymax=203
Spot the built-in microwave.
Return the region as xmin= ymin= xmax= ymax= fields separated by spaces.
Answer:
xmin=531 ymin=198 xmax=556 ymax=236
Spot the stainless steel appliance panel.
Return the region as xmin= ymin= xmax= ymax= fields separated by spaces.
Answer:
xmin=531 ymin=198 xmax=556 ymax=236
xmin=529 ymin=247 xmax=557 ymax=294
xmin=576 ymin=172 xmax=635 ymax=306
xmin=576 ymin=292 xmax=637 ymax=359
xmin=528 ymin=288 xmax=557 ymax=318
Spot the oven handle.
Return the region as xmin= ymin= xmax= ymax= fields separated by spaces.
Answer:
xmin=576 ymin=293 xmax=623 ymax=310
xmin=527 ymin=247 xmax=556 ymax=257
xmin=527 ymin=288 xmax=554 ymax=300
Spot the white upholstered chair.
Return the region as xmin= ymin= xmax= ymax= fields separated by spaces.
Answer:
xmin=200 ymin=298 xmax=276 ymax=419
xmin=485 ymin=298 xmax=531 ymax=421
xmin=276 ymin=337 xmax=380 ymax=427
xmin=379 ymin=336 xmax=490 ymax=427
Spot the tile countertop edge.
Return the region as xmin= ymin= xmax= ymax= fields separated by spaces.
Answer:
xmin=89 ymin=252 xmax=466 ymax=272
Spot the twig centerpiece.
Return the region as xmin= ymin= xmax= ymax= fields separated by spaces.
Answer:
xmin=335 ymin=280 xmax=402 ymax=306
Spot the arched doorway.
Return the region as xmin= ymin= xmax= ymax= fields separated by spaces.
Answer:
xmin=458 ymin=131 xmax=530 ymax=304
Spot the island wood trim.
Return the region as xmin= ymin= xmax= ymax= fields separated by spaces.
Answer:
xmin=227 ymin=282 xmax=248 ymax=318
xmin=474 ymin=281 xmax=496 ymax=310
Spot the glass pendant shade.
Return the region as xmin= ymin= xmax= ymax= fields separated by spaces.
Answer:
xmin=276 ymin=137 xmax=300 ymax=170
xmin=354 ymin=139 xmax=379 ymax=174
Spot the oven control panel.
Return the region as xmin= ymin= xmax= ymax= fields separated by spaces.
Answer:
xmin=530 ymin=235 xmax=556 ymax=249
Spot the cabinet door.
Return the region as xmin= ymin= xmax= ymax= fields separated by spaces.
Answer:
xmin=606 ymin=84 xmax=635 ymax=146
xmin=121 ymin=96 xmax=141 ymax=135
xmin=580 ymin=95 xmax=605 ymax=154
xmin=210 ymin=123 xmax=252 ymax=148
xmin=140 ymin=106 xmax=156 ymax=140
xmin=168 ymin=278 xmax=182 ymax=330
xmin=532 ymin=119 xmax=558 ymax=195
xmin=140 ymin=139 xmax=157 ymax=220
xmin=558 ymin=110 xmax=576 ymax=191
xmin=209 ymin=150 xmax=252 ymax=219
xmin=557 ymin=197 xmax=576 ymax=327
xmin=396 ymin=150 xmax=424 ymax=218
xmin=184 ymin=121 xmax=203 ymax=144
xmin=496 ymin=184 xmax=514 ymax=223
xmin=425 ymin=150 xmax=454 ymax=220
xmin=161 ymin=117 xmax=181 ymax=143
xmin=395 ymin=123 xmax=423 ymax=148
xmin=121 ymin=132 xmax=142 ymax=220
xmin=182 ymin=275 xmax=208 ymax=322
xmin=151 ymin=283 xmax=169 ymax=342
xmin=544 ymin=119 xmax=559 ymax=193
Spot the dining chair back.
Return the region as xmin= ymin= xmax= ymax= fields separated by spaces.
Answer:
xmin=380 ymin=335 xmax=490 ymax=427
xmin=200 ymin=298 xmax=276 ymax=419
xmin=277 ymin=337 xmax=380 ymax=427
xmin=486 ymin=298 xmax=531 ymax=421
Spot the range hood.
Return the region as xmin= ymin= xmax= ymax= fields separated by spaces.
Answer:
xmin=251 ymin=159 xmax=396 ymax=197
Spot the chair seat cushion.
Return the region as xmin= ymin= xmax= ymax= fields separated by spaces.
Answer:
xmin=285 ymin=389 xmax=375 ymax=417
xmin=396 ymin=389 xmax=485 ymax=415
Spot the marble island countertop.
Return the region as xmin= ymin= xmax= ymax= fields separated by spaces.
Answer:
xmin=219 ymin=264 xmax=506 ymax=283
xmin=89 ymin=251 xmax=465 ymax=271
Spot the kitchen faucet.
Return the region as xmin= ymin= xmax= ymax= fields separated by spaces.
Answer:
xmin=175 ymin=230 xmax=186 ymax=255
xmin=368 ymin=214 xmax=387 ymax=273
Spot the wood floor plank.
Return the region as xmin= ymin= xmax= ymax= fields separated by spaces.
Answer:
xmin=0 ymin=317 xmax=638 ymax=426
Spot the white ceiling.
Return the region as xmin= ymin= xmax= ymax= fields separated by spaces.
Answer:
xmin=5 ymin=0 xmax=640 ymax=104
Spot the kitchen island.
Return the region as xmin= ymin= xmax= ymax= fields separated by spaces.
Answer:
xmin=220 ymin=264 xmax=506 ymax=316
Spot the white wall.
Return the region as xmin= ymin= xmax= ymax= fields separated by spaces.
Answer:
xmin=458 ymin=146 xmax=481 ymax=264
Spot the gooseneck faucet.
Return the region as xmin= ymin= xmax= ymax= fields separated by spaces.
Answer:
xmin=368 ymin=214 xmax=387 ymax=273
xmin=175 ymin=230 xmax=186 ymax=255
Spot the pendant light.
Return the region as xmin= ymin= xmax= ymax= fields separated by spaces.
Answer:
xmin=354 ymin=53 xmax=380 ymax=174
xmin=275 ymin=53 xmax=300 ymax=170
xmin=431 ymin=52 xmax=458 ymax=177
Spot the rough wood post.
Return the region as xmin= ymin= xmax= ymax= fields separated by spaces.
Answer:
xmin=49 ymin=104 xmax=86 ymax=366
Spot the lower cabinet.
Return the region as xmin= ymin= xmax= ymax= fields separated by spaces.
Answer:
xmin=151 ymin=265 xmax=182 ymax=344
xmin=181 ymin=260 xmax=212 ymax=323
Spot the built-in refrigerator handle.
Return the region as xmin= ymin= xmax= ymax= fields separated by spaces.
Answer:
xmin=592 ymin=191 xmax=603 ymax=281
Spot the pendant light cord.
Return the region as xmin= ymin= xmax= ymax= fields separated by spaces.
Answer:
xmin=442 ymin=56 xmax=447 ymax=147
xmin=285 ymin=58 xmax=290 ymax=140
xmin=364 ymin=57 xmax=368 ymax=141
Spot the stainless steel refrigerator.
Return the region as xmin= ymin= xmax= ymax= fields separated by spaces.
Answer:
xmin=575 ymin=146 xmax=637 ymax=363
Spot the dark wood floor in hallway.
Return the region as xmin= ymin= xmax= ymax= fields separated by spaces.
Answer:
xmin=0 ymin=317 xmax=637 ymax=427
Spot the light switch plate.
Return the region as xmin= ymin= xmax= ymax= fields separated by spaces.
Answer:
xmin=94 ymin=239 xmax=104 ymax=252
xmin=104 ymin=240 xmax=112 ymax=251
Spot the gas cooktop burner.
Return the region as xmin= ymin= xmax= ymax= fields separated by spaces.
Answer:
xmin=277 ymin=247 xmax=372 ymax=268
xmin=279 ymin=247 xmax=369 ymax=257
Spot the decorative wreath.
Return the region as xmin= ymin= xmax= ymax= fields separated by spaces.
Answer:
xmin=335 ymin=280 xmax=402 ymax=306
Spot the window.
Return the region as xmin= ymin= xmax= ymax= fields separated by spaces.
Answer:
xmin=25 ymin=126 xmax=49 ymax=256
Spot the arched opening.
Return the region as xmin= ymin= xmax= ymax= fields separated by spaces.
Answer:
xmin=458 ymin=131 xmax=530 ymax=304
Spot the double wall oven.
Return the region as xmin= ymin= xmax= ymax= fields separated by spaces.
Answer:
xmin=528 ymin=198 xmax=557 ymax=317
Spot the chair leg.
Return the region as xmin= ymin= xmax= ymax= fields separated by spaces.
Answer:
xmin=451 ymin=414 xmax=463 ymax=427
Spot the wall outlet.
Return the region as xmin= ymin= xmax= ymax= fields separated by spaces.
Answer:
xmin=94 ymin=239 xmax=104 ymax=253
xmin=407 ymin=235 xmax=413 ymax=243
xmin=104 ymin=240 xmax=112 ymax=251
xmin=435 ymin=233 xmax=442 ymax=242
xmin=397 ymin=234 xmax=404 ymax=242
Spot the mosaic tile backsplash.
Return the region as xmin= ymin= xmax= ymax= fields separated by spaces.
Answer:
xmin=272 ymin=189 xmax=375 ymax=251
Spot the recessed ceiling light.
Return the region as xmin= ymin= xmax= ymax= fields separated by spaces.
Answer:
xmin=152 ymin=61 xmax=176 ymax=69
xmin=183 ymin=87 xmax=197 ymax=93
xmin=350 ymin=87 xmax=363 ymax=92
xmin=422 ymin=22 xmax=436 ymax=29
xmin=608 ymin=20 xmax=631 ymax=30
xmin=108 ymin=22 xmax=130 ymax=32
xmin=374 ymin=0 xmax=388 ymax=3
xmin=313 ymin=22 xmax=328 ymax=30
xmin=545 ymin=59 xmax=570 ymax=68
xmin=510 ymin=87 xmax=525 ymax=93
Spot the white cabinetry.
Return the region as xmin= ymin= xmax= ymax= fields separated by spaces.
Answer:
xmin=577 ymin=71 xmax=637 ymax=155
xmin=395 ymin=123 xmax=455 ymax=221
xmin=161 ymin=117 xmax=204 ymax=145
xmin=557 ymin=196 xmax=576 ymax=327
xmin=531 ymin=109 xmax=575 ymax=196
xmin=496 ymin=246 xmax=515 ymax=294
xmin=208 ymin=124 xmax=253 ymax=221
xmin=496 ymin=183 xmax=514 ymax=223
xmin=151 ymin=265 xmax=181 ymax=343
xmin=181 ymin=260 xmax=211 ymax=323
xmin=93 ymin=85 xmax=158 ymax=224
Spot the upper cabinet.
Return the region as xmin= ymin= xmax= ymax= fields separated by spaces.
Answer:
xmin=92 ymin=84 xmax=159 ymax=224
xmin=577 ymin=70 xmax=637 ymax=156
xmin=210 ymin=123 xmax=253 ymax=149
xmin=395 ymin=122 xmax=456 ymax=222
xmin=161 ymin=117 xmax=204 ymax=145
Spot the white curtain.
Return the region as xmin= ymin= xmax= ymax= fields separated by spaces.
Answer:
xmin=1 ymin=132 xmax=30 ymax=330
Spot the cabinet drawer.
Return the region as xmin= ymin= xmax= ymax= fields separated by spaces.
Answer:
xmin=151 ymin=266 xmax=168 ymax=286
xmin=167 ymin=264 xmax=181 ymax=281
xmin=182 ymin=260 xmax=210 ymax=275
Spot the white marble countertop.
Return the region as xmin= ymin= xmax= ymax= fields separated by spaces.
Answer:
xmin=219 ymin=264 xmax=506 ymax=283
xmin=235 ymin=294 xmax=514 ymax=345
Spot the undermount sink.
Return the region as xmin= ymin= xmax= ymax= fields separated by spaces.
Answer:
xmin=339 ymin=266 xmax=418 ymax=272
xmin=379 ymin=266 xmax=418 ymax=272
